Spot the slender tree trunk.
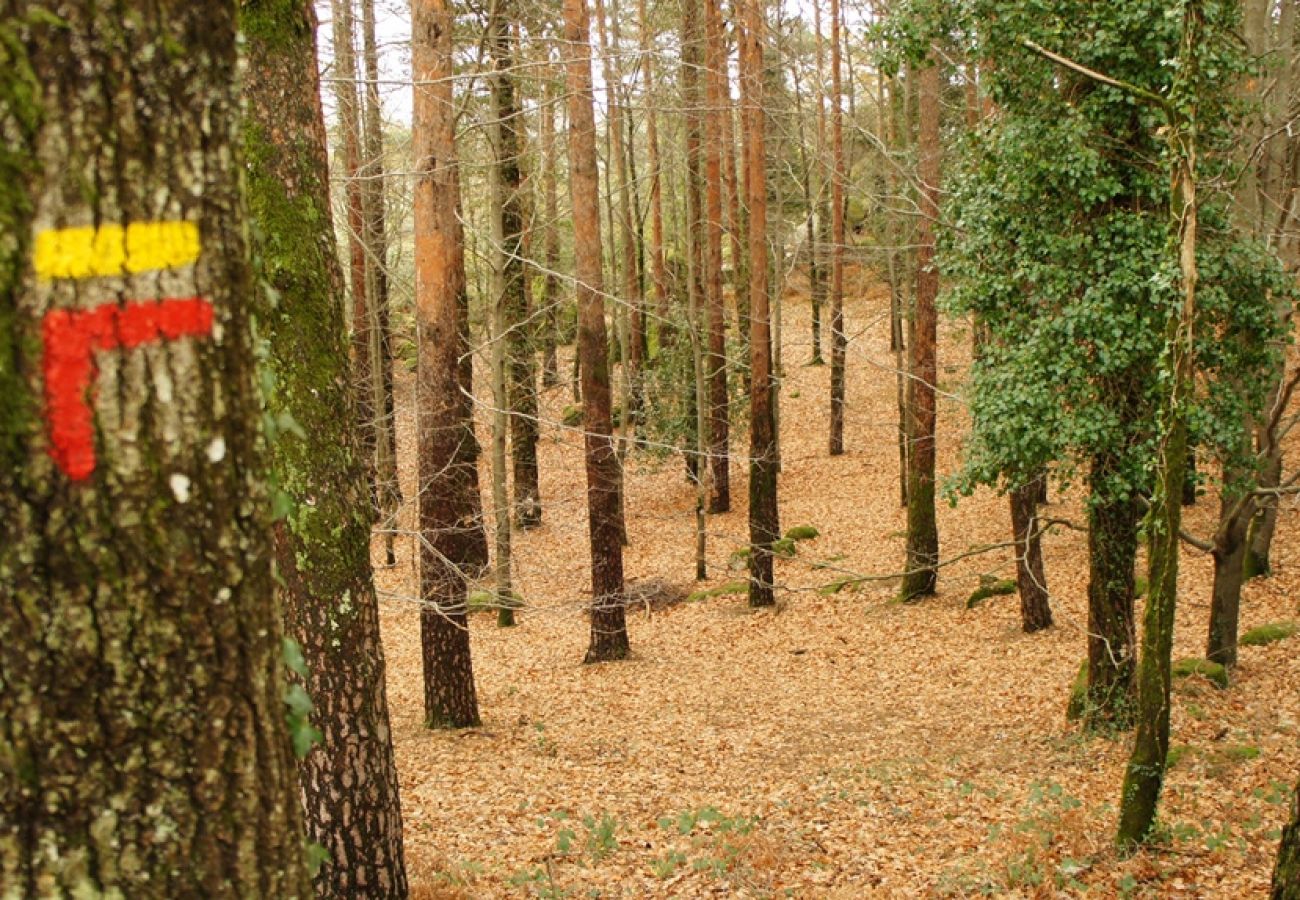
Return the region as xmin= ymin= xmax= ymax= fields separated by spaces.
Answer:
xmin=490 ymin=3 xmax=542 ymax=529
xmin=565 ymin=0 xmax=631 ymax=662
xmin=900 ymin=53 xmax=941 ymax=600
xmin=540 ymin=63 xmax=563 ymax=387
xmin=0 ymin=3 xmax=310 ymax=893
xmin=1118 ymin=7 xmax=1201 ymax=844
xmin=245 ymin=2 xmax=407 ymax=892
xmin=1248 ymin=432 xmax=1284 ymax=576
xmin=743 ymin=0 xmax=779 ymax=608
xmin=360 ymin=0 xmax=401 ymax=565
xmin=704 ymin=0 xmax=732 ymax=513
xmin=413 ymin=0 xmax=487 ymax=728
xmin=1276 ymin=781 xmax=1300 ymax=898
xmin=881 ymin=71 xmax=908 ymax=507
xmin=724 ymin=13 xmax=750 ymax=373
xmin=827 ymin=0 xmax=847 ymax=455
xmin=330 ymin=0 xmax=378 ymax=505
xmin=1010 ymin=477 xmax=1053 ymax=633
xmin=640 ymin=0 xmax=671 ymax=353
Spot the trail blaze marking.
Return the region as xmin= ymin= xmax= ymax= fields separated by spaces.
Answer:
xmin=33 ymin=221 xmax=201 ymax=280
xmin=36 ymin=220 xmax=212 ymax=481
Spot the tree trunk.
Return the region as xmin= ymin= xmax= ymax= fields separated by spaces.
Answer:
xmin=329 ymin=0 xmax=378 ymax=506
xmin=1117 ymin=11 xmax=1200 ymax=845
xmin=704 ymin=0 xmax=732 ymax=513
xmin=1010 ymin=477 xmax=1053 ymax=633
xmin=490 ymin=3 xmax=542 ymax=530
xmin=1275 ymin=780 xmax=1300 ymax=899
xmin=413 ymin=0 xmax=487 ymax=728
xmin=1084 ymin=479 xmax=1140 ymax=730
xmin=565 ymin=0 xmax=631 ymax=662
xmin=1207 ymin=490 xmax=1253 ymax=667
xmin=540 ymin=62 xmax=563 ymax=387
xmin=360 ymin=0 xmax=401 ymax=564
xmin=742 ymin=0 xmax=779 ymax=608
xmin=900 ymin=53 xmax=941 ymax=601
xmin=639 ymin=0 xmax=671 ymax=354
xmin=0 ymin=3 xmax=310 ymax=893
xmin=827 ymin=0 xmax=847 ymax=456
xmin=244 ymin=2 xmax=408 ymax=892
xmin=1248 ymin=444 xmax=1283 ymax=577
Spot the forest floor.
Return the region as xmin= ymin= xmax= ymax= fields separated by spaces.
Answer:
xmin=373 ymin=268 xmax=1300 ymax=898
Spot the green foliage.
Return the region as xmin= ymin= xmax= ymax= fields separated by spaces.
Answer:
xmin=1171 ymin=657 xmax=1229 ymax=689
xmin=1065 ymin=659 xmax=1089 ymax=721
xmin=651 ymin=807 xmax=757 ymax=881
xmin=937 ymin=0 xmax=1287 ymax=511
xmin=1239 ymin=621 xmax=1297 ymax=647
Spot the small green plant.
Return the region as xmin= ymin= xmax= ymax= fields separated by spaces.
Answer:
xmin=650 ymin=850 xmax=687 ymax=879
xmin=583 ymin=813 xmax=620 ymax=860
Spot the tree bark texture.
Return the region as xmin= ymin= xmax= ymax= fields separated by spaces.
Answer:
xmin=900 ymin=54 xmax=941 ymax=601
xmin=1010 ymin=477 xmax=1052 ymax=633
xmin=1207 ymin=486 xmax=1252 ymax=667
xmin=1085 ymin=479 xmax=1139 ymax=730
xmin=243 ymin=1 xmax=408 ymax=893
xmin=413 ymin=0 xmax=487 ymax=727
xmin=565 ymin=0 xmax=631 ymax=662
xmin=743 ymin=0 xmax=779 ymax=608
xmin=0 ymin=4 xmax=310 ymax=894
xmin=1275 ymin=779 xmax=1300 ymax=899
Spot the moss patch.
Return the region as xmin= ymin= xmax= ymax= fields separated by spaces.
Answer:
xmin=1066 ymin=659 xmax=1089 ymax=722
xmin=1240 ymin=621 xmax=1297 ymax=647
xmin=686 ymin=581 xmax=748 ymax=603
xmin=561 ymin=405 xmax=583 ymax=427
xmin=784 ymin=525 xmax=821 ymax=542
xmin=967 ymin=575 xmax=1016 ymax=608
xmin=1172 ymin=657 xmax=1229 ymax=689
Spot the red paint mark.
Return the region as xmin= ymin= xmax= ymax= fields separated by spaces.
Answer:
xmin=42 ymin=297 xmax=215 ymax=480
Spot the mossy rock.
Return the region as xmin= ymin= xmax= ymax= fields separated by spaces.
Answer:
xmin=772 ymin=537 xmax=798 ymax=558
xmin=1240 ymin=620 xmax=1298 ymax=647
xmin=561 ymin=405 xmax=583 ymax=428
xmin=732 ymin=540 xmax=796 ymax=568
xmin=966 ymin=575 xmax=1016 ymax=608
xmin=1066 ymin=659 xmax=1089 ymax=722
xmin=686 ymin=580 xmax=749 ymax=603
xmin=784 ymin=524 xmax=820 ymax=542
xmin=467 ymin=589 xmax=524 ymax=613
xmin=1172 ymin=657 xmax=1229 ymax=689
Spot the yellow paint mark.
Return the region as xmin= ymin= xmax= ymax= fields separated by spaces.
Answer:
xmin=33 ymin=220 xmax=201 ymax=280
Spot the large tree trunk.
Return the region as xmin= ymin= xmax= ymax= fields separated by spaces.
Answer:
xmin=490 ymin=3 xmax=542 ymax=529
xmin=1276 ymin=780 xmax=1300 ymax=899
xmin=827 ymin=0 xmax=847 ymax=456
xmin=413 ymin=0 xmax=488 ymax=727
xmin=1084 ymin=477 xmax=1140 ymax=730
xmin=329 ymin=0 xmax=378 ymax=505
xmin=1010 ymin=477 xmax=1053 ymax=633
xmin=565 ymin=0 xmax=631 ymax=662
xmin=244 ymin=2 xmax=408 ymax=893
xmin=900 ymin=52 xmax=941 ymax=601
xmin=0 ymin=3 xmax=310 ymax=894
xmin=742 ymin=0 xmax=779 ymax=608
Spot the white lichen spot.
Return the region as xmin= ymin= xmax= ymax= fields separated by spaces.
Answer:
xmin=169 ymin=473 xmax=192 ymax=503
xmin=206 ymin=435 xmax=227 ymax=463
xmin=215 ymin=587 xmax=232 ymax=604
